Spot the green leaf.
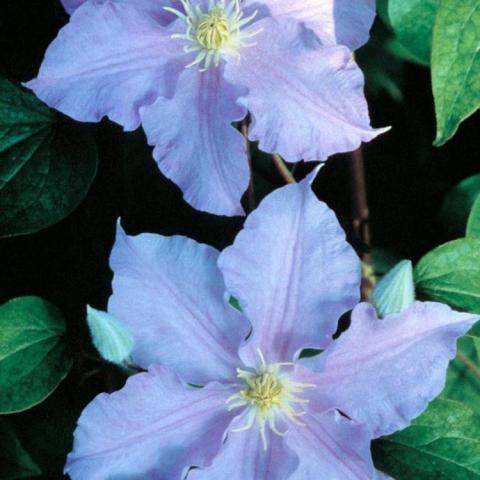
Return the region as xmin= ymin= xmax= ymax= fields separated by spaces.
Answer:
xmin=0 ymin=296 xmax=72 ymax=414
xmin=414 ymin=238 xmax=480 ymax=313
xmin=0 ymin=78 xmax=97 ymax=237
xmin=0 ymin=418 xmax=41 ymax=479
xmin=440 ymin=173 xmax=480 ymax=237
xmin=356 ymin=26 xmax=405 ymax=102
xmin=376 ymin=0 xmax=390 ymax=26
xmin=467 ymin=196 xmax=480 ymax=238
xmin=373 ymin=397 xmax=480 ymax=478
xmin=371 ymin=247 xmax=403 ymax=276
xmin=443 ymin=322 xmax=480 ymax=411
xmin=388 ymin=0 xmax=439 ymax=66
xmin=4 ymin=383 xmax=82 ymax=478
xmin=432 ymin=0 xmax=480 ymax=145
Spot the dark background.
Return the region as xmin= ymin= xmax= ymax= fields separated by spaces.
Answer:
xmin=0 ymin=0 xmax=478 ymax=477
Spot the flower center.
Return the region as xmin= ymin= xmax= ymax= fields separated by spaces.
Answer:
xmin=196 ymin=7 xmax=230 ymax=49
xmin=166 ymin=0 xmax=262 ymax=71
xmin=243 ymin=371 xmax=284 ymax=411
xmin=226 ymin=350 xmax=315 ymax=449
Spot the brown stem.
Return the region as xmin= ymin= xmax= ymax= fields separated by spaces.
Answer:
xmin=457 ymin=351 xmax=480 ymax=380
xmin=241 ymin=119 xmax=256 ymax=212
xmin=272 ymin=154 xmax=296 ymax=184
xmin=350 ymin=147 xmax=374 ymax=301
xmin=350 ymin=147 xmax=371 ymax=247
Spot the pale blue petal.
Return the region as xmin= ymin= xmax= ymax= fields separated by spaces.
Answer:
xmin=27 ymin=1 xmax=185 ymax=130
xmin=189 ymin=428 xmax=298 ymax=480
xmin=303 ymin=302 xmax=478 ymax=438
xmin=141 ymin=66 xmax=249 ymax=216
xmin=224 ymin=17 xmax=388 ymax=162
xmin=66 ymin=366 xmax=235 ymax=479
xmin=286 ymin=410 xmax=374 ymax=480
xmin=62 ymin=0 xmax=181 ymax=23
xmin=61 ymin=0 xmax=86 ymax=14
xmin=247 ymin=0 xmax=376 ymax=50
xmin=218 ymin=177 xmax=360 ymax=365
xmin=108 ymin=224 xmax=249 ymax=385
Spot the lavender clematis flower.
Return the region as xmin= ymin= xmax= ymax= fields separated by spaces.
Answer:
xmin=28 ymin=0 xmax=387 ymax=216
xmin=66 ymin=177 xmax=476 ymax=479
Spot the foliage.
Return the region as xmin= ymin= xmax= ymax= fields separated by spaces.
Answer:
xmin=431 ymin=0 xmax=480 ymax=146
xmin=467 ymin=196 xmax=480 ymax=238
xmin=385 ymin=0 xmax=480 ymax=145
xmin=0 ymin=296 xmax=72 ymax=414
xmin=387 ymin=0 xmax=438 ymax=66
xmin=415 ymin=238 xmax=480 ymax=313
xmin=439 ymin=174 xmax=480 ymax=237
xmin=0 ymin=419 xmax=41 ymax=479
xmin=373 ymin=398 xmax=480 ymax=479
xmin=0 ymin=79 xmax=97 ymax=238
xmin=443 ymin=322 xmax=480 ymax=411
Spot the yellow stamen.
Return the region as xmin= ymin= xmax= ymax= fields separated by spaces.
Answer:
xmin=196 ymin=7 xmax=230 ymax=49
xmin=226 ymin=349 xmax=316 ymax=449
xmin=166 ymin=0 xmax=261 ymax=71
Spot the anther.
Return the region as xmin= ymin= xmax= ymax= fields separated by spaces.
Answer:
xmin=226 ymin=349 xmax=316 ymax=449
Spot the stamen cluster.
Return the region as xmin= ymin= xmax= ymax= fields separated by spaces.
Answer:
xmin=226 ymin=350 xmax=315 ymax=449
xmin=166 ymin=0 xmax=261 ymax=70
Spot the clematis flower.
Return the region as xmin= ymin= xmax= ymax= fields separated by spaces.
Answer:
xmin=66 ymin=177 xmax=476 ymax=479
xmin=28 ymin=0 xmax=387 ymax=216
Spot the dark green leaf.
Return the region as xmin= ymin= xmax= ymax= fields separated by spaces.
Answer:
xmin=357 ymin=28 xmax=405 ymax=102
xmin=467 ymin=196 xmax=480 ymax=238
xmin=4 ymin=384 xmax=83 ymax=478
xmin=376 ymin=0 xmax=390 ymax=26
xmin=432 ymin=0 xmax=480 ymax=145
xmin=0 ymin=296 xmax=72 ymax=414
xmin=373 ymin=398 xmax=480 ymax=479
xmin=443 ymin=322 xmax=480 ymax=411
xmin=388 ymin=0 xmax=439 ymax=66
xmin=371 ymin=247 xmax=403 ymax=276
xmin=0 ymin=418 xmax=41 ymax=479
xmin=414 ymin=238 xmax=480 ymax=313
xmin=0 ymin=78 xmax=97 ymax=237
xmin=439 ymin=174 xmax=480 ymax=237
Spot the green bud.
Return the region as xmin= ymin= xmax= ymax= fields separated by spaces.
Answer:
xmin=372 ymin=260 xmax=415 ymax=317
xmin=86 ymin=306 xmax=134 ymax=365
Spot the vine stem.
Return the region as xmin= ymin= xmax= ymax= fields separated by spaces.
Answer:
xmin=351 ymin=147 xmax=371 ymax=247
xmin=350 ymin=146 xmax=374 ymax=301
xmin=272 ymin=154 xmax=296 ymax=184
xmin=241 ymin=119 xmax=256 ymax=211
xmin=457 ymin=351 xmax=480 ymax=380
